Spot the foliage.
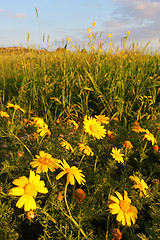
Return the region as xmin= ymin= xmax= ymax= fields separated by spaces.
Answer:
xmin=0 ymin=33 xmax=160 ymax=240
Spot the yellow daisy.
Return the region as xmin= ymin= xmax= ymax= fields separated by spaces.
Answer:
xmin=30 ymin=151 xmax=60 ymax=173
xmin=95 ymin=115 xmax=110 ymax=124
xmin=37 ymin=124 xmax=51 ymax=137
xmin=56 ymin=159 xmax=86 ymax=185
xmin=0 ymin=111 xmax=9 ymax=118
xmin=132 ymin=122 xmax=145 ymax=133
xmin=59 ymin=138 xmax=74 ymax=152
xmin=92 ymin=21 xmax=96 ymax=27
xmin=79 ymin=143 xmax=94 ymax=156
xmin=67 ymin=119 xmax=78 ymax=129
xmin=7 ymin=103 xmax=25 ymax=113
xmin=111 ymin=148 xmax=124 ymax=163
xmin=143 ymin=129 xmax=157 ymax=145
xmin=32 ymin=117 xmax=45 ymax=128
xmin=123 ymin=141 xmax=133 ymax=150
xmin=108 ymin=190 xmax=138 ymax=226
xmin=129 ymin=175 xmax=149 ymax=197
xmin=83 ymin=115 xmax=106 ymax=139
xmin=9 ymin=170 xmax=48 ymax=211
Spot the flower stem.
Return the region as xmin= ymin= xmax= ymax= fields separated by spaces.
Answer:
xmin=46 ymin=172 xmax=54 ymax=190
xmin=78 ymin=154 xmax=85 ymax=168
xmin=11 ymin=133 xmax=34 ymax=158
xmin=64 ymin=183 xmax=87 ymax=239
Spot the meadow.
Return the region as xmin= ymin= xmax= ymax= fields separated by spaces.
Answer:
xmin=0 ymin=30 xmax=160 ymax=240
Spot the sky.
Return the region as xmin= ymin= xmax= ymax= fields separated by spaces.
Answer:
xmin=0 ymin=0 xmax=160 ymax=51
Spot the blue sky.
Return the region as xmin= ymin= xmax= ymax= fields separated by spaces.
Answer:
xmin=0 ymin=0 xmax=160 ymax=51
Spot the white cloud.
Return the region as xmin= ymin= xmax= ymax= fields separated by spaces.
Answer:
xmin=14 ymin=13 xmax=28 ymax=19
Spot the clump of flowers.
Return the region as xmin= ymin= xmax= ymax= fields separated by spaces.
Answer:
xmin=111 ymin=147 xmax=124 ymax=163
xmin=32 ymin=117 xmax=51 ymax=137
xmin=79 ymin=143 xmax=94 ymax=156
xmin=9 ymin=170 xmax=48 ymax=211
xmin=30 ymin=151 xmax=60 ymax=173
xmin=56 ymin=159 xmax=86 ymax=185
xmin=108 ymin=190 xmax=138 ymax=226
xmin=83 ymin=115 xmax=106 ymax=139
xmin=129 ymin=175 xmax=149 ymax=197
xmin=59 ymin=138 xmax=74 ymax=152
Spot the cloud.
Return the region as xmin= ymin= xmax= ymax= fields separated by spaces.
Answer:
xmin=101 ymin=0 xmax=160 ymax=49
xmin=14 ymin=13 xmax=28 ymax=19
xmin=112 ymin=0 xmax=160 ymax=20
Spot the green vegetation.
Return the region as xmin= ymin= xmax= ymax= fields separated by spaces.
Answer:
xmin=0 ymin=41 xmax=160 ymax=240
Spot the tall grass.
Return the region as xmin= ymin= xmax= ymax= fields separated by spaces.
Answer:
xmin=0 ymin=35 xmax=160 ymax=240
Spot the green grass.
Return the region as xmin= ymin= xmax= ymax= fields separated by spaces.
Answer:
xmin=0 ymin=44 xmax=160 ymax=240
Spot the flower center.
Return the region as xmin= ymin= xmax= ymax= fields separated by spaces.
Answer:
xmin=89 ymin=124 xmax=98 ymax=133
xmin=39 ymin=157 xmax=49 ymax=164
xmin=66 ymin=168 xmax=71 ymax=173
xmin=119 ymin=200 xmax=131 ymax=212
xmin=24 ymin=183 xmax=37 ymax=196
xmin=137 ymin=182 xmax=143 ymax=190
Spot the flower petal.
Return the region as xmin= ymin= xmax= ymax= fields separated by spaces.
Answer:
xmin=12 ymin=176 xmax=28 ymax=187
xmin=29 ymin=170 xmax=36 ymax=183
xmin=24 ymin=196 xmax=36 ymax=211
xmin=115 ymin=191 xmax=123 ymax=201
xmin=9 ymin=187 xmax=24 ymax=196
xmin=56 ymin=171 xmax=66 ymax=180
xmin=16 ymin=194 xmax=28 ymax=209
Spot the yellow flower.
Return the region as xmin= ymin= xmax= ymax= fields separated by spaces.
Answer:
xmin=127 ymin=31 xmax=130 ymax=35
xmin=59 ymin=138 xmax=74 ymax=152
xmin=108 ymin=33 xmax=112 ymax=38
xmin=143 ymin=129 xmax=157 ymax=145
xmin=108 ymin=190 xmax=138 ymax=226
xmin=95 ymin=115 xmax=110 ymax=124
xmin=7 ymin=103 xmax=25 ymax=113
xmin=111 ymin=148 xmax=124 ymax=163
xmin=123 ymin=141 xmax=133 ymax=150
xmin=132 ymin=122 xmax=145 ymax=133
xmin=92 ymin=21 xmax=96 ymax=27
xmin=79 ymin=143 xmax=94 ymax=156
xmin=37 ymin=124 xmax=51 ymax=137
xmin=67 ymin=119 xmax=78 ymax=129
xmin=30 ymin=151 xmax=60 ymax=173
xmin=88 ymin=28 xmax=91 ymax=33
xmin=0 ymin=111 xmax=9 ymax=118
xmin=9 ymin=170 xmax=48 ymax=211
xmin=56 ymin=159 xmax=86 ymax=185
xmin=32 ymin=117 xmax=45 ymax=128
xmin=83 ymin=115 xmax=106 ymax=139
xmin=129 ymin=175 xmax=148 ymax=197
xmin=66 ymin=37 xmax=71 ymax=42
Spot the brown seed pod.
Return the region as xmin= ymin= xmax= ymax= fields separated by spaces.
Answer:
xmin=26 ymin=210 xmax=35 ymax=220
xmin=110 ymin=228 xmax=122 ymax=240
xmin=73 ymin=188 xmax=86 ymax=203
